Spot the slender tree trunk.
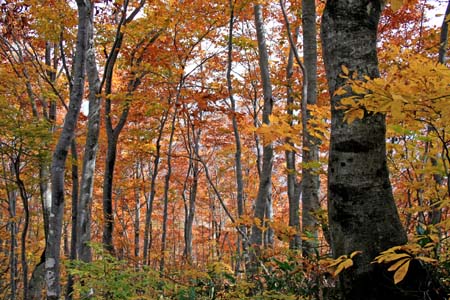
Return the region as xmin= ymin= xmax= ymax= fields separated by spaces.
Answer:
xmin=143 ymin=112 xmax=168 ymax=266
xmin=102 ymin=134 xmax=119 ymax=254
xmin=183 ymin=124 xmax=201 ymax=263
xmin=301 ymin=0 xmax=320 ymax=256
xmin=13 ymin=153 xmax=30 ymax=300
xmin=285 ymin=30 xmax=302 ymax=250
xmin=45 ymin=2 xmax=90 ymax=298
xmin=2 ymin=158 xmax=18 ymax=300
xmin=77 ymin=5 xmax=101 ymax=263
xmin=160 ymin=103 xmax=179 ymax=273
xmin=249 ymin=3 xmax=274 ymax=269
xmin=320 ymin=1 xmax=429 ymax=298
xmin=226 ymin=0 xmax=247 ymax=272
xmin=99 ymin=0 xmax=147 ymax=255
xmin=133 ymin=164 xmax=141 ymax=263
xmin=8 ymin=188 xmax=18 ymax=300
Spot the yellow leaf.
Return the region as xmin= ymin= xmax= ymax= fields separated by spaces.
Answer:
xmin=340 ymin=97 xmax=356 ymax=106
xmin=391 ymin=99 xmax=404 ymax=119
xmin=341 ymin=65 xmax=349 ymax=75
xmin=344 ymin=108 xmax=364 ymax=124
xmin=333 ymin=258 xmax=353 ymax=277
xmin=350 ymin=250 xmax=362 ymax=259
xmin=328 ymin=255 xmax=347 ymax=268
xmin=388 ymin=257 xmax=410 ymax=271
xmin=393 ymin=260 xmax=410 ymax=284
xmin=334 ymin=88 xmax=348 ymax=96
xmin=416 ymin=256 xmax=437 ymax=263
xmin=351 ymin=85 xmax=367 ymax=94
xmin=374 ymin=252 xmax=410 ymax=263
xmin=390 ymin=0 xmax=403 ymax=11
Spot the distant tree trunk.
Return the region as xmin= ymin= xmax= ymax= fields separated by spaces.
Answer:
xmin=143 ymin=112 xmax=168 ymax=266
xmin=2 ymin=158 xmax=18 ymax=300
xmin=45 ymin=1 xmax=90 ymax=298
xmin=182 ymin=118 xmax=201 ymax=263
xmin=301 ymin=0 xmax=320 ymax=256
xmin=77 ymin=5 xmax=101 ymax=263
xmin=249 ymin=3 xmax=274 ymax=268
xmin=8 ymin=188 xmax=18 ymax=300
xmin=133 ymin=163 xmax=141 ymax=263
xmin=226 ymin=0 xmax=247 ymax=272
xmin=320 ymin=1 xmax=427 ymax=298
xmin=160 ymin=99 xmax=179 ymax=273
xmin=12 ymin=148 xmax=30 ymax=300
xmin=285 ymin=31 xmax=302 ymax=250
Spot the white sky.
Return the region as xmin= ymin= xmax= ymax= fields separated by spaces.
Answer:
xmin=427 ymin=0 xmax=448 ymax=27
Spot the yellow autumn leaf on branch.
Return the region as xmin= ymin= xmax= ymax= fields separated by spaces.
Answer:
xmin=393 ymin=260 xmax=410 ymax=284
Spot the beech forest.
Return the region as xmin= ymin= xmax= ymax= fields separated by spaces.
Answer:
xmin=0 ymin=0 xmax=449 ymax=299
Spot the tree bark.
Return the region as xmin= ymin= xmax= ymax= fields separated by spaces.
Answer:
xmin=321 ymin=1 xmax=413 ymax=298
xmin=66 ymin=139 xmax=79 ymax=300
xmin=301 ymin=0 xmax=320 ymax=256
xmin=102 ymin=134 xmax=120 ymax=254
xmin=76 ymin=4 xmax=101 ymax=263
xmin=249 ymin=3 xmax=274 ymax=267
xmin=45 ymin=1 xmax=90 ymax=298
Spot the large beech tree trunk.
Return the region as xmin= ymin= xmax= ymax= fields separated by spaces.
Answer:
xmin=320 ymin=1 xmax=431 ymax=298
xmin=45 ymin=1 xmax=90 ymax=299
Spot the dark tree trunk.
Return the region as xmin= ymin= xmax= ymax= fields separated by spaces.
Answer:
xmin=319 ymin=1 xmax=439 ymax=299
xmin=102 ymin=135 xmax=119 ymax=254
xmin=100 ymin=0 xmax=147 ymax=255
